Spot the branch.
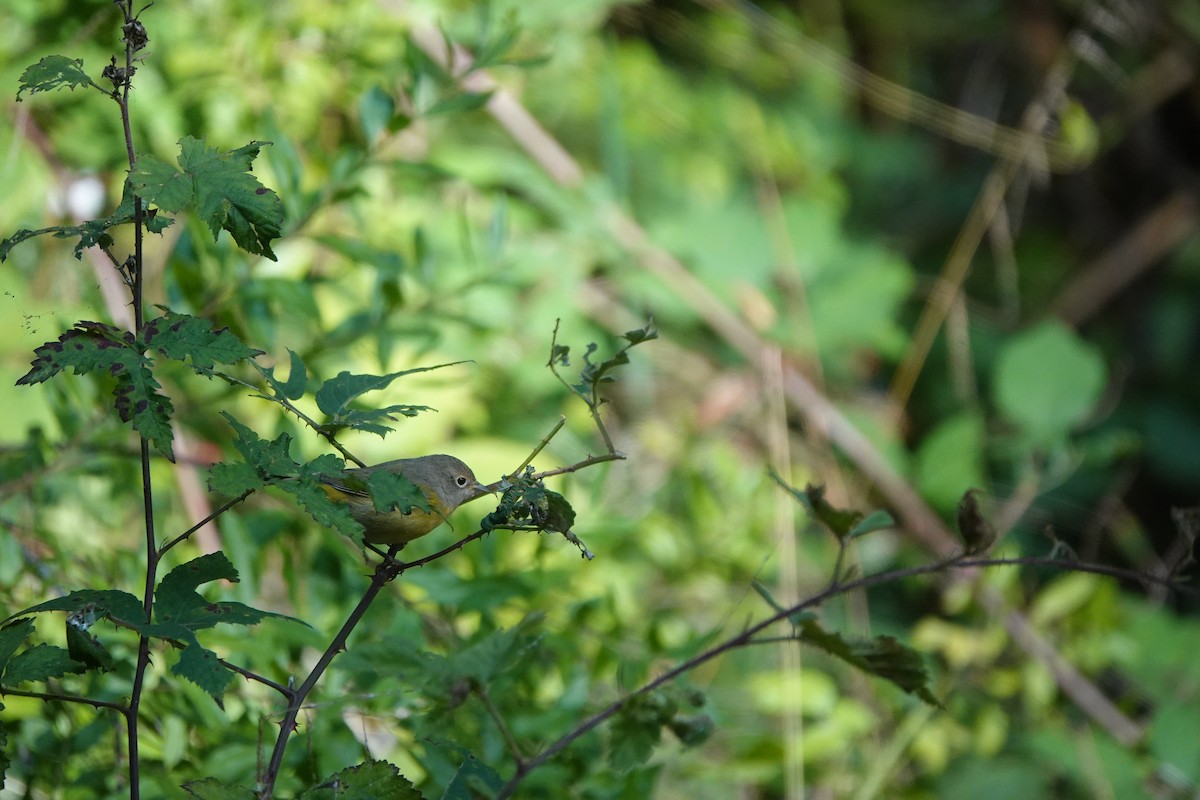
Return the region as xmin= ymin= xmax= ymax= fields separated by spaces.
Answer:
xmin=495 ymin=551 xmax=1181 ymax=797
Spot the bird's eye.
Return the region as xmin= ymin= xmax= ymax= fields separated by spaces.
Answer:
xmin=456 ymin=476 xmax=468 ymax=487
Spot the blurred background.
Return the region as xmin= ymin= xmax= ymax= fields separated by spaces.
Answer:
xmin=2 ymin=0 xmax=1200 ymax=797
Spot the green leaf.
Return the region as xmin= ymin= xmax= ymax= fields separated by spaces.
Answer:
xmin=914 ymin=412 xmax=986 ymax=512
xmin=282 ymin=476 xmax=366 ymax=547
xmin=771 ymin=475 xmax=863 ymax=539
xmin=182 ymin=778 xmax=258 ymax=800
xmin=424 ymin=90 xmax=493 ymax=117
xmin=609 ymin=696 xmax=665 ymax=772
xmin=798 ymin=619 xmax=940 ymax=706
xmin=16 ymin=321 xmax=138 ymax=385
xmin=300 ymin=760 xmax=422 ymax=799
xmin=156 ymin=553 xmax=304 ymax=633
xmin=3 ymin=644 xmax=84 ymax=685
xmin=314 ymin=364 xmax=464 ymax=420
xmin=142 ymin=310 xmax=263 ymax=375
xmin=258 ymin=349 xmax=308 ymax=400
xmin=12 ymin=589 xmax=145 ymax=629
xmin=206 ymin=461 xmax=263 ymax=496
xmin=446 ymin=616 xmax=542 ymax=686
xmin=65 ymin=620 xmax=114 ymax=672
xmin=131 ymin=136 xmax=283 ymax=260
xmin=365 ymin=469 xmax=430 ymax=515
xmin=16 ymin=55 xmax=102 ymax=99
xmin=112 ymin=360 xmax=175 ymax=460
xmin=668 ymin=714 xmax=715 ymax=746
xmin=17 ymin=322 xmax=175 ymax=459
xmin=847 ymin=509 xmax=895 ymax=540
xmin=171 ymin=641 xmax=233 ymax=699
xmin=993 ymin=321 xmax=1106 ymax=445
xmin=358 ymin=85 xmax=397 ymax=143
xmin=0 ymin=619 xmax=34 ymax=669
xmin=424 ymin=739 xmax=504 ymax=800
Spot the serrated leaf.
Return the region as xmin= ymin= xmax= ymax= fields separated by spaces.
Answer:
xmin=364 ymin=469 xmax=430 ymax=515
xmin=112 ymin=362 xmax=175 ymax=460
xmin=142 ymin=310 xmax=262 ymax=375
xmin=424 ymin=739 xmax=504 ymax=800
xmin=131 ymin=136 xmax=283 ymax=260
xmin=0 ymin=619 xmax=35 ymax=675
xmin=12 ymin=589 xmax=145 ymax=629
xmin=300 ymin=760 xmax=422 ymax=800
xmin=217 ymin=412 xmax=304 ymax=480
xmin=182 ymin=777 xmax=258 ymax=800
xmin=314 ymin=364 xmax=464 ymax=418
xmin=65 ymin=620 xmax=114 ymax=671
xmin=608 ymin=706 xmax=662 ymax=773
xmin=172 ymin=641 xmax=234 ymax=698
xmin=16 ymin=55 xmax=101 ymax=99
xmin=799 ymin=619 xmax=940 ymax=706
xmin=156 ymin=553 xmax=304 ymax=632
xmin=258 ymin=349 xmax=308 ymax=400
xmin=3 ymin=644 xmax=84 ymax=685
xmin=847 ymin=509 xmax=895 ymax=540
xmin=206 ymin=462 xmax=264 ymax=496
xmin=16 ymin=322 xmax=138 ymax=385
xmin=282 ymin=478 xmax=366 ymax=547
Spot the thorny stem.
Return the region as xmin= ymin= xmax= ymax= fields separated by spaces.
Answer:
xmin=158 ymin=490 xmax=253 ymax=554
xmin=110 ymin=2 xmax=152 ymax=797
xmin=258 ymin=557 xmax=403 ymax=797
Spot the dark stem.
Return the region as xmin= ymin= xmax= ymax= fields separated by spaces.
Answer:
xmin=493 ymin=551 xmax=1189 ymax=798
xmin=114 ymin=3 xmax=149 ymax=798
xmin=257 ymin=557 xmax=403 ymax=798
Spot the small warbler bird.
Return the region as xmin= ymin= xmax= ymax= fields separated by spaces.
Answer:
xmin=318 ymin=454 xmax=489 ymax=545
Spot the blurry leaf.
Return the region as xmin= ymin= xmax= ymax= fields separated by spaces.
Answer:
xmin=182 ymin=778 xmax=257 ymax=799
xmin=156 ymin=553 xmax=304 ymax=632
xmin=955 ymin=489 xmax=995 ymax=555
xmin=1029 ymin=573 xmax=1099 ymax=627
xmin=131 ymin=136 xmax=283 ymax=260
xmin=426 ymin=738 xmax=504 ymax=800
xmin=915 ymin=412 xmax=986 ymax=513
xmin=424 ymin=90 xmax=494 ymax=117
xmin=16 ymin=55 xmax=101 ymax=98
xmin=358 ymin=85 xmax=396 ymax=143
xmin=301 ymin=760 xmax=421 ymax=799
xmin=993 ymin=322 xmax=1106 ymax=445
xmin=3 ymin=644 xmax=84 ymax=685
xmin=446 ymin=615 xmax=542 ymax=686
xmin=668 ymin=714 xmax=715 ymax=746
xmin=847 ymin=510 xmax=895 ymax=539
xmin=771 ymin=475 xmax=863 ymax=539
xmin=798 ymin=619 xmax=940 ymax=706
xmin=142 ymin=310 xmax=263 ymax=375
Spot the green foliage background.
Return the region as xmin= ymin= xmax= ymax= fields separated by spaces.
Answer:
xmin=2 ymin=0 xmax=1200 ymax=797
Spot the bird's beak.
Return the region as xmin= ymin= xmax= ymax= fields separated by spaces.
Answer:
xmin=472 ymin=481 xmax=495 ymax=500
